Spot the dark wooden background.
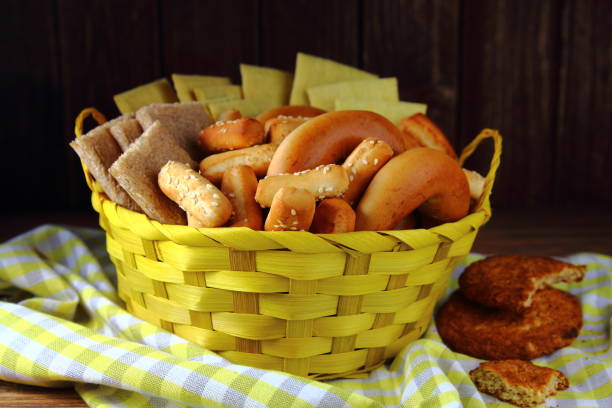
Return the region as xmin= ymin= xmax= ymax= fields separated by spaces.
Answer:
xmin=2 ymin=0 xmax=611 ymax=214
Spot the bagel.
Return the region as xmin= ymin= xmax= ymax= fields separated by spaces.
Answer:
xmin=255 ymin=105 xmax=325 ymax=124
xmin=310 ymin=198 xmax=356 ymax=233
xmin=398 ymin=113 xmax=457 ymax=159
xmin=342 ymin=137 xmax=394 ymax=205
xmin=267 ymin=110 xmax=408 ymax=176
xmin=355 ymin=147 xmax=470 ymax=230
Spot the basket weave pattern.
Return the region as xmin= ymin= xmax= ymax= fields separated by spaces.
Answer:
xmin=77 ymin=109 xmax=501 ymax=379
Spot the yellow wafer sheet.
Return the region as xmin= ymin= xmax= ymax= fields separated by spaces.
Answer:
xmin=307 ymin=78 xmax=399 ymax=111
xmin=0 ymin=225 xmax=609 ymax=407
xmin=240 ymin=64 xmax=293 ymax=107
xmin=290 ymin=52 xmax=378 ymax=106
xmin=335 ymin=98 xmax=428 ymax=125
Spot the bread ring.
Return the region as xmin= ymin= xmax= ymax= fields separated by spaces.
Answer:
xmin=255 ymin=164 xmax=349 ymax=208
xmin=199 ymin=143 xmax=278 ymax=185
xmin=256 ymin=105 xmax=325 ymax=124
xmin=392 ymin=213 xmax=417 ymax=230
xmin=398 ymin=113 xmax=457 ymax=159
xmin=355 ymin=148 xmax=470 ymax=230
xmin=158 ymin=161 xmax=232 ymax=227
xmin=221 ymin=165 xmax=263 ymax=230
xmin=463 ymin=168 xmax=486 ymax=202
xmin=310 ymin=198 xmax=355 ymax=233
xmin=198 ymin=117 xmax=265 ymax=153
xmin=267 ymin=110 xmax=407 ymax=176
xmin=264 ymin=116 xmax=309 ymax=144
xmin=342 ymin=137 xmax=394 ymax=205
xmin=217 ymin=109 xmax=242 ymax=121
xmin=264 ymin=187 xmax=316 ymax=231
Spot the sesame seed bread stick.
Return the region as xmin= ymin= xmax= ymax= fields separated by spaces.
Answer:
xmin=255 ymin=164 xmax=349 ymax=208
xmin=158 ymin=161 xmax=232 ymax=227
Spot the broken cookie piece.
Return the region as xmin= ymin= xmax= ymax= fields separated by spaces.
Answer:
xmin=459 ymin=255 xmax=586 ymax=313
xmin=470 ymin=359 xmax=569 ymax=407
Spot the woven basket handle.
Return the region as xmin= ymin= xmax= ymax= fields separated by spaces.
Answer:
xmin=458 ymin=129 xmax=503 ymax=223
xmin=74 ymin=107 xmax=107 ymax=191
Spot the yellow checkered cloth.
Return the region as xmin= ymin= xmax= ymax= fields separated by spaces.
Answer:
xmin=0 ymin=225 xmax=610 ymax=407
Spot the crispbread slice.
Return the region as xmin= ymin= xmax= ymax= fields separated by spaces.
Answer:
xmin=171 ymin=74 xmax=232 ymax=102
xmin=113 ymin=78 xmax=178 ymax=114
xmin=110 ymin=117 xmax=142 ymax=151
xmin=334 ymin=98 xmax=427 ymax=124
xmin=240 ymin=64 xmax=293 ymax=106
xmin=135 ymin=101 xmax=211 ymax=160
xmin=307 ymin=77 xmax=399 ymax=111
xmin=109 ymin=120 xmax=195 ymax=224
xmin=289 ymin=53 xmax=377 ymax=105
xmin=70 ymin=116 xmax=141 ymax=212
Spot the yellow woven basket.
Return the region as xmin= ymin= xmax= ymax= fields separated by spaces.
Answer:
xmin=75 ymin=108 xmax=502 ymax=380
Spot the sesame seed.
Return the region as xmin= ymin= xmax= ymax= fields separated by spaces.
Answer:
xmin=374 ymin=158 xmax=379 ymax=165
xmin=213 ymin=193 xmax=220 ymax=199
xmin=325 ymin=187 xmax=333 ymax=192
xmin=290 ymin=209 xmax=297 ymax=215
xmin=206 ymin=184 xmax=214 ymax=189
xmin=369 ymin=140 xmax=375 ymax=144
xmin=351 ymin=168 xmax=358 ymax=174
xmin=211 ymin=202 xmax=219 ymax=207
xmin=346 ymin=162 xmax=353 ymax=167
xmin=349 ymin=175 xmax=354 ymax=181
xmin=228 ymin=193 xmax=236 ymax=198
xmin=292 ymin=220 xmax=298 ymax=225
xmin=290 ymin=227 xmax=297 ymax=231
xmin=362 ymin=159 xmax=369 ymax=165
xmin=318 ymin=187 xmax=324 ymax=193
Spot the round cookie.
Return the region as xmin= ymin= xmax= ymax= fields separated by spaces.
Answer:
xmin=459 ymin=255 xmax=586 ymax=313
xmin=436 ymin=288 xmax=582 ymax=360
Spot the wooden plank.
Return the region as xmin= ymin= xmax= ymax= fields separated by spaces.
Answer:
xmin=259 ymin=0 xmax=359 ymax=72
xmin=460 ymin=0 xmax=562 ymax=207
xmin=57 ymin=0 xmax=161 ymax=210
xmin=160 ymin=0 xmax=259 ymax=83
xmin=0 ymin=1 xmax=64 ymax=211
xmin=0 ymin=380 xmax=86 ymax=407
xmin=554 ymin=0 xmax=612 ymax=206
xmin=362 ymin=0 xmax=460 ymax=145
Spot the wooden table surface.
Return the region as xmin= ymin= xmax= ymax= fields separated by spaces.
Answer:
xmin=0 ymin=208 xmax=610 ymax=407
